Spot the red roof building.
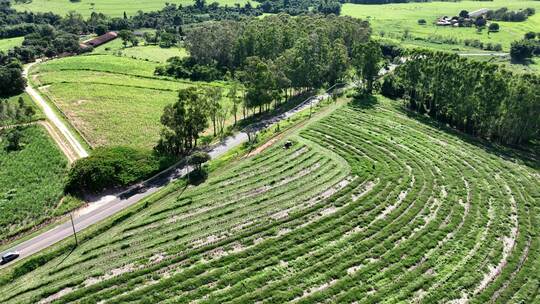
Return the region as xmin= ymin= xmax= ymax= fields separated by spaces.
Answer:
xmin=83 ymin=32 xmax=118 ymax=48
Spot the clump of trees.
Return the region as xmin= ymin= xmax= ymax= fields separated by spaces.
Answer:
xmin=155 ymin=87 xmax=210 ymax=156
xmin=486 ymin=7 xmax=536 ymax=22
xmin=158 ymin=15 xmax=379 ymax=102
xmin=0 ymin=97 xmax=35 ymax=126
xmin=381 ymin=51 xmax=539 ymax=145
xmin=0 ymin=52 xmax=26 ymax=98
xmin=510 ymin=33 xmax=540 ymax=62
xmin=65 ymin=146 xmax=174 ymax=194
xmin=1 ymin=127 xmax=23 ymax=152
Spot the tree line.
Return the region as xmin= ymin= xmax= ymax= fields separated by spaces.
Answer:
xmin=381 ymin=51 xmax=539 ymax=145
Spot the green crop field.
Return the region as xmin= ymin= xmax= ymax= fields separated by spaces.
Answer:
xmin=0 ymin=125 xmax=70 ymax=241
xmin=13 ymin=0 xmax=257 ymax=18
xmin=0 ymin=37 xmax=23 ymax=53
xmin=93 ymin=39 xmax=189 ymax=63
xmin=31 ymin=54 xmax=233 ymax=150
xmin=1 ymin=96 xmax=538 ymax=303
xmin=343 ymin=0 xmax=540 ymax=51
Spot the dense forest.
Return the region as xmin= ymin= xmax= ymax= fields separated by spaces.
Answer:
xmin=381 ymin=52 xmax=540 ymax=145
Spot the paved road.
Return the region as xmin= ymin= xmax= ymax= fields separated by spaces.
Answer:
xmin=23 ymin=62 xmax=89 ymax=159
xmin=0 ymin=86 xmax=340 ymax=268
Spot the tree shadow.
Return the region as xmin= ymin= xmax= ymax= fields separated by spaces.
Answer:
xmin=187 ymin=169 xmax=208 ymax=186
xmin=350 ymin=94 xmax=379 ymax=110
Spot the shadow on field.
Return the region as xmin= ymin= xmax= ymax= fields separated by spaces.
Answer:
xmin=394 ymin=103 xmax=540 ymax=171
xmin=351 ymin=95 xmax=378 ymax=110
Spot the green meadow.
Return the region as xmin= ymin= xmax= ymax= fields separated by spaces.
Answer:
xmin=0 ymin=37 xmax=23 ymax=53
xmin=31 ymin=54 xmax=235 ymax=151
xmin=93 ymin=39 xmax=189 ymax=63
xmin=13 ymin=0 xmax=257 ymax=18
xmin=343 ymin=0 xmax=540 ymax=50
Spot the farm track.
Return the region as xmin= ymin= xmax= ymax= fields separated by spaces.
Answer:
xmin=23 ymin=62 xmax=89 ymax=160
xmin=0 ymin=97 xmax=537 ymax=303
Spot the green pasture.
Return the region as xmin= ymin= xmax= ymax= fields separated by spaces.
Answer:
xmin=0 ymin=96 xmax=537 ymax=303
xmin=13 ymin=0 xmax=257 ymax=18
xmin=93 ymin=39 xmax=189 ymax=63
xmin=344 ymin=0 xmax=540 ymax=50
xmin=0 ymin=37 xmax=23 ymax=53
xmin=31 ymin=55 xmax=234 ymax=150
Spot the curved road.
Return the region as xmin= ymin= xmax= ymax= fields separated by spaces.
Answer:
xmin=0 ymin=86 xmax=337 ymax=269
xmin=23 ymin=62 xmax=89 ymax=159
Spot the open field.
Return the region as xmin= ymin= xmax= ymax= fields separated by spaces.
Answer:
xmin=0 ymin=125 xmax=70 ymax=241
xmin=0 ymin=37 xmax=23 ymax=53
xmin=462 ymin=54 xmax=540 ymax=74
xmin=31 ymin=54 xmax=233 ymax=150
xmin=93 ymin=39 xmax=189 ymax=63
xmin=343 ymin=0 xmax=540 ymax=50
xmin=0 ymin=96 xmax=538 ymax=303
xmin=13 ymin=0 xmax=257 ymax=18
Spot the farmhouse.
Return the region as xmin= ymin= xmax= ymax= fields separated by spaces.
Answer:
xmin=81 ymin=32 xmax=118 ymax=49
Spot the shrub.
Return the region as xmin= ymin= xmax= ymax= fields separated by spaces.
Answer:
xmin=488 ymin=23 xmax=500 ymax=32
xmin=66 ymin=146 xmax=176 ymax=194
xmin=417 ymin=19 xmax=426 ymax=25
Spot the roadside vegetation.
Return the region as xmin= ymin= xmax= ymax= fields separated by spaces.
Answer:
xmin=0 ymin=96 xmax=537 ymax=303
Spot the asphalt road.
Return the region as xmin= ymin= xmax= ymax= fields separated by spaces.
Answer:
xmin=0 ymin=86 xmax=338 ymax=269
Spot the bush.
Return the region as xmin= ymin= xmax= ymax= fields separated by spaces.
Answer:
xmin=417 ymin=19 xmax=426 ymax=25
xmin=488 ymin=23 xmax=500 ymax=32
xmin=66 ymin=146 xmax=176 ymax=194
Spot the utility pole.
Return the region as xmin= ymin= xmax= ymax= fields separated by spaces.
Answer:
xmin=70 ymin=213 xmax=78 ymax=246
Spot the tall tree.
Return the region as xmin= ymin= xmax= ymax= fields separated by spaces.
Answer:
xmin=351 ymin=40 xmax=383 ymax=95
xmin=155 ymin=87 xmax=209 ymax=156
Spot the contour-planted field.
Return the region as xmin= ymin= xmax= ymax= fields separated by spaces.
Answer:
xmin=0 ymin=125 xmax=69 ymax=241
xmin=1 ymin=97 xmax=538 ymax=303
xmin=31 ymin=55 xmax=232 ymax=150
xmin=343 ymin=0 xmax=540 ymax=50
xmin=13 ymin=0 xmax=257 ymax=17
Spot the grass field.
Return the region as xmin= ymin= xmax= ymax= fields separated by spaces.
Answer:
xmin=31 ymin=54 xmax=234 ymax=150
xmin=93 ymin=39 xmax=189 ymax=63
xmin=0 ymin=125 xmax=69 ymax=241
xmin=0 ymin=96 xmax=538 ymax=303
xmin=13 ymin=0 xmax=257 ymax=18
xmin=0 ymin=37 xmax=23 ymax=53
xmin=343 ymin=0 xmax=540 ymax=50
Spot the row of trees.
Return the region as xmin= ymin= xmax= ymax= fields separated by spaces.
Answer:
xmin=381 ymin=51 xmax=539 ymax=145
xmin=486 ymin=7 xmax=535 ymax=22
